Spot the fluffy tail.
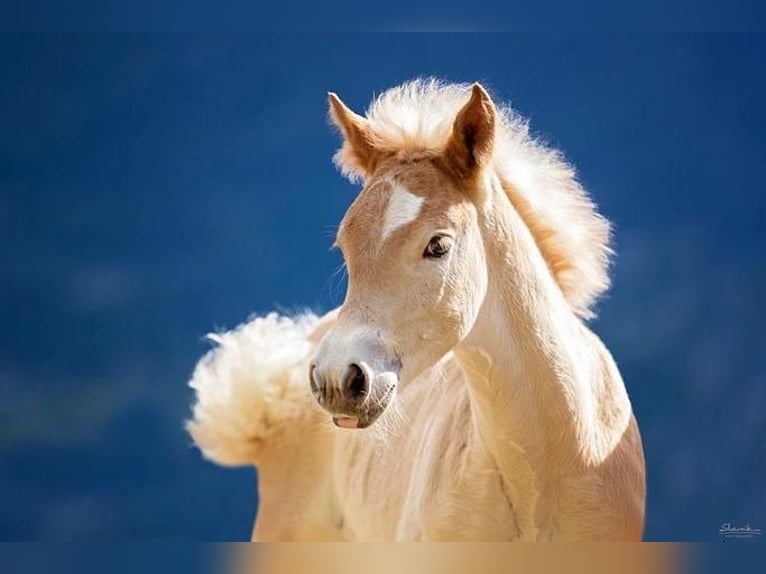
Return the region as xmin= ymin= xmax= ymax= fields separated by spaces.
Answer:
xmin=186 ymin=311 xmax=324 ymax=467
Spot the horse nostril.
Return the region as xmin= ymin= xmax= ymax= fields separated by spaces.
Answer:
xmin=309 ymin=363 xmax=319 ymax=395
xmin=345 ymin=363 xmax=367 ymax=400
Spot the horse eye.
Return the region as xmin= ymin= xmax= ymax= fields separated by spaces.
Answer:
xmin=423 ymin=235 xmax=452 ymax=259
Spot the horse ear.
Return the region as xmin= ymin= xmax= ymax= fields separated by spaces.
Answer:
xmin=444 ymin=83 xmax=496 ymax=178
xmin=328 ymin=92 xmax=378 ymax=179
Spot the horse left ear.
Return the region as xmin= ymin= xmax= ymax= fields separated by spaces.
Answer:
xmin=444 ymin=83 xmax=496 ymax=178
xmin=328 ymin=92 xmax=379 ymax=180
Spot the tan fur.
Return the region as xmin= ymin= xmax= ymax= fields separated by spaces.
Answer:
xmin=499 ymin=176 xmax=576 ymax=303
xmin=187 ymin=79 xmax=645 ymax=541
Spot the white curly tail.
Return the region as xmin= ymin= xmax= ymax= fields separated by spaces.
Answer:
xmin=186 ymin=312 xmax=323 ymax=467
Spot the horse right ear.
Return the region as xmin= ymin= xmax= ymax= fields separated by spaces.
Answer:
xmin=444 ymin=83 xmax=496 ymax=179
xmin=328 ymin=92 xmax=379 ymax=181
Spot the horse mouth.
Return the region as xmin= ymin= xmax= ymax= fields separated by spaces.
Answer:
xmin=331 ymin=411 xmax=377 ymax=430
xmin=330 ymin=383 xmax=395 ymax=430
xmin=333 ymin=416 xmax=365 ymax=429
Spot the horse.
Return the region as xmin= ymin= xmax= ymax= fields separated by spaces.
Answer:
xmin=187 ymin=79 xmax=646 ymax=541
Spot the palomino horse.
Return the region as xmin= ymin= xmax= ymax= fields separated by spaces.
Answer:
xmin=187 ymin=79 xmax=646 ymax=541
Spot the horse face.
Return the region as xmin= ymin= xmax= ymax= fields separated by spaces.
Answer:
xmin=311 ymin=162 xmax=488 ymax=429
xmin=311 ymin=84 xmax=496 ymax=429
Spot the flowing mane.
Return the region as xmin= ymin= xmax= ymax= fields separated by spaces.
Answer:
xmin=333 ymin=78 xmax=612 ymax=318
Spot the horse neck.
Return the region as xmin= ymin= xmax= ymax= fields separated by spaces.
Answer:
xmin=455 ymin=174 xmax=631 ymax=477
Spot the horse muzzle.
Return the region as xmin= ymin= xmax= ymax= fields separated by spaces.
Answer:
xmin=309 ymin=357 xmax=399 ymax=430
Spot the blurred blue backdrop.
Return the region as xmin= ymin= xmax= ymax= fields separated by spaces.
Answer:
xmin=0 ymin=35 xmax=764 ymax=541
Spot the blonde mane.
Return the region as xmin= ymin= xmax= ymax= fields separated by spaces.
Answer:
xmin=333 ymin=78 xmax=612 ymax=318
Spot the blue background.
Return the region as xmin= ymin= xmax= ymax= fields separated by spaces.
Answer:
xmin=0 ymin=35 xmax=764 ymax=541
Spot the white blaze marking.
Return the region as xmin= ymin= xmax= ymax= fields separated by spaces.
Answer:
xmin=381 ymin=184 xmax=424 ymax=242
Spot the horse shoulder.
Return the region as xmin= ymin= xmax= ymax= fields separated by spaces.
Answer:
xmin=406 ymin=359 xmax=525 ymax=541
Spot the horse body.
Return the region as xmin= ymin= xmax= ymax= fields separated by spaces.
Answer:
xmin=240 ymin=334 xmax=643 ymax=541
xmin=334 ymin=359 xmax=515 ymax=541
xmin=187 ymin=79 xmax=646 ymax=541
